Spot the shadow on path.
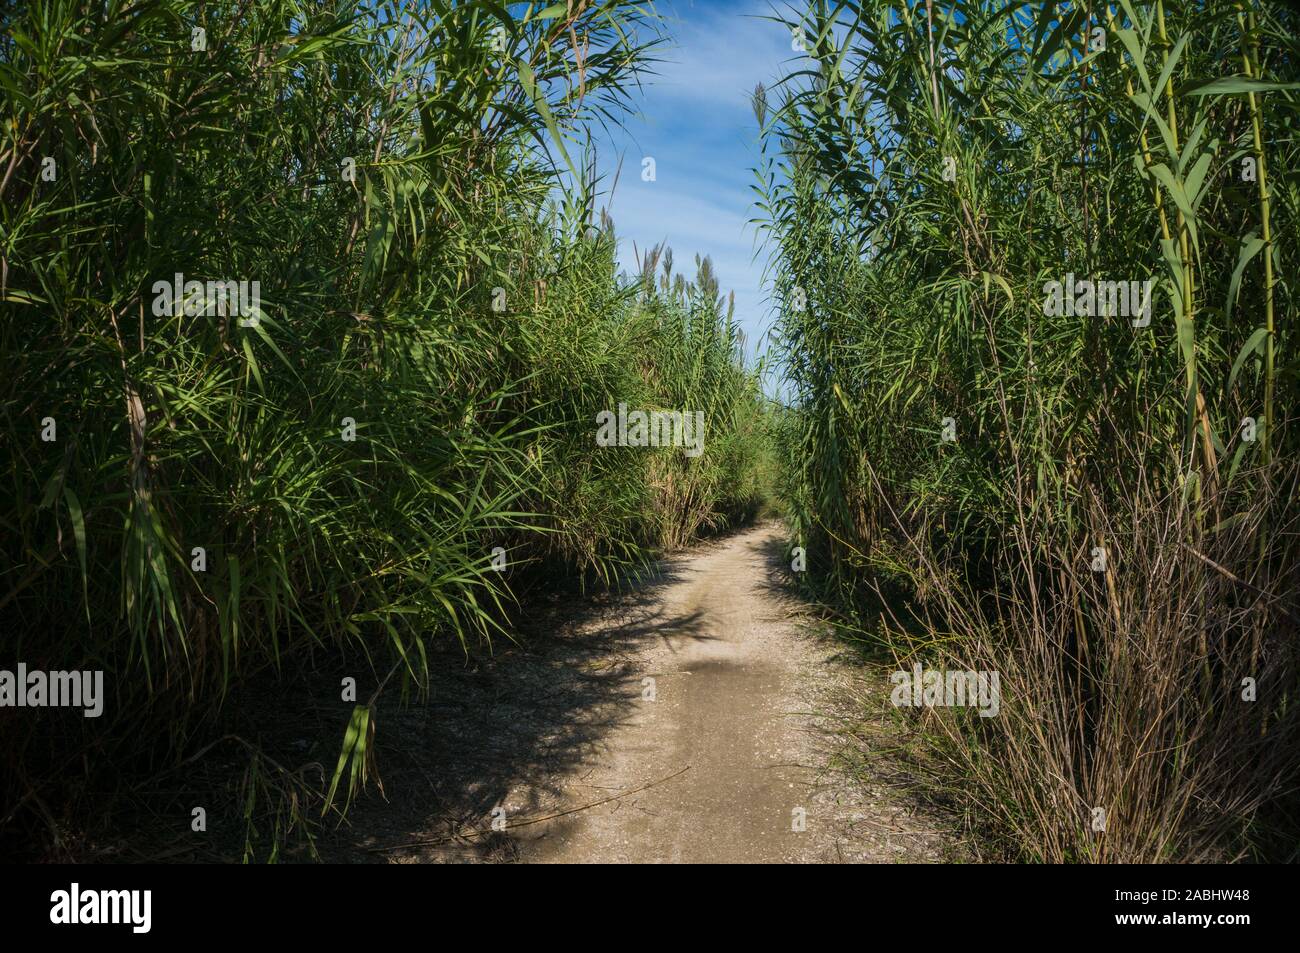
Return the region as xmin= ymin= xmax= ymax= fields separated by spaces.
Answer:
xmin=303 ymin=554 xmax=722 ymax=861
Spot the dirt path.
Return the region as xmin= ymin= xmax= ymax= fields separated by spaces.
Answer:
xmin=514 ymin=525 xmax=822 ymax=861
xmin=321 ymin=522 xmax=950 ymax=863
xmin=484 ymin=524 xmax=948 ymax=863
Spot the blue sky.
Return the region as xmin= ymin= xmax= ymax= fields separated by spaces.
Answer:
xmin=590 ymin=0 xmax=796 ymax=381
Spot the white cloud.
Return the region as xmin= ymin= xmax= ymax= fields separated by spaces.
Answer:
xmin=651 ymin=1 xmax=798 ymax=109
xmin=594 ymin=1 xmax=792 ymax=365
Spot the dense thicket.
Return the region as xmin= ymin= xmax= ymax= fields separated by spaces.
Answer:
xmin=0 ymin=0 xmax=769 ymax=858
xmin=761 ymin=0 xmax=1300 ymax=861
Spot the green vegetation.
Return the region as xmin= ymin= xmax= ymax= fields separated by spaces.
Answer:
xmin=6 ymin=0 xmax=1294 ymax=868
xmin=0 ymin=0 xmax=769 ymax=859
xmin=760 ymin=0 xmax=1300 ymax=861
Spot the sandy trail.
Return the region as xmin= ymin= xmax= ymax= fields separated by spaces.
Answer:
xmin=323 ymin=523 xmax=949 ymax=863
xmin=494 ymin=523 xmax=946 ymax=864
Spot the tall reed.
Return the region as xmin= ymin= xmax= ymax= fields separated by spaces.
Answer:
xmin=760 ymin=0 xmax=1300 ymax=861
xmin=0 ymin=0 xmax=769 ymax=859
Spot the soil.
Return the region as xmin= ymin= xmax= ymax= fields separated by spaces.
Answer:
xmin=325 ymin=523 xmax=954 ymax=863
